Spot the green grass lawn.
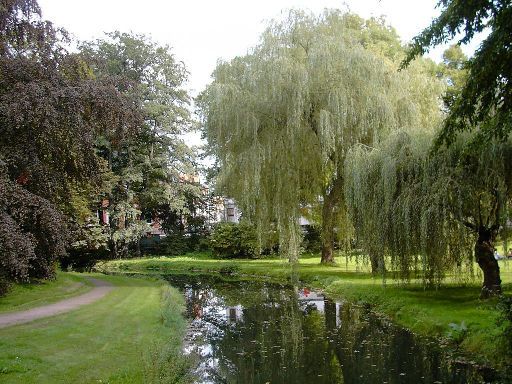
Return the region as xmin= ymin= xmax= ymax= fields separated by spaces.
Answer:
xmin=100 ymin=252 xmax=512 ymax=369
xmin=0 ymin=274 xmax=190 ymax=384
xmin=0 ymin=271 xmax=93 ymax=314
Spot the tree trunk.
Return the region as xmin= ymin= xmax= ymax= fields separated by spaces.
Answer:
xmin=321 ymin=176 xmax=344 ymax=264
xmin=321 ymin=189 xmax=336 ymax=264
xmin=475 ymin=227 xmax=501 ymax=299
xmin=369 ymin=251 xmax=385 ymax=276
xmin=108 ymin=147 xmax=113 ymax=171
xmin=135 ymin=238 xmax=142 ymax=257
xmin=321 ymin=230 xmax=334 ymax=263
xmin=370 ymin=255 xmax=378 ymax=275
xmin=324 ymin=298 xmax=337 ymax=332
xmin=110 ymin=236 xmax=118 ymax=259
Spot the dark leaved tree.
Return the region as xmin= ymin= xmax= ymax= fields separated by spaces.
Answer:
xmin=0 ymin=0 xmax=141 ymax=289
xmin=402 ymin=0 xmax=512 ymax=145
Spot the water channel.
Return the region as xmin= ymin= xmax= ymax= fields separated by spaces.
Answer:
xmin=166 ymin=275 xmax=501 ymax=384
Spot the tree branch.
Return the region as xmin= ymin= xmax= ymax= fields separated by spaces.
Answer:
xmin=462 ymin=220 xmax=477 ymax=231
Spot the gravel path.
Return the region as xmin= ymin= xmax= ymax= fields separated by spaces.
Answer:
xmin=0 ymin=277 xmax=113 ymax=329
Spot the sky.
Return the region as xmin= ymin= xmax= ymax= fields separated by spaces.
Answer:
xmin=37 ymin=0 xmax=483 ymax=96
xmin=37 ymin=0 xmax=483 ymax=150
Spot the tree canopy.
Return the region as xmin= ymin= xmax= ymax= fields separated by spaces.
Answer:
xmin=403 ymin=0 xmax=512 ymax=146
xmin=68 ymin=32 xmax=199 ymax=260
xmin=200 ymin=10 xmax=443 ymax=262
xmin=345 ymin=128 xmax=512 ymax=295
xmin=0 ymin=0 xmax=141 ymax=289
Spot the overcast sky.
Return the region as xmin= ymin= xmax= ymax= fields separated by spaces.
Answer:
xmin=37 ymin=0 xmax=483 ymax=97
xmin=37 ymin=0 xmax=483 ymax=151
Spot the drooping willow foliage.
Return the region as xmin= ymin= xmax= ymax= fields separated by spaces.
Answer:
xmin=199 ymin=10 xmax=444 ymax=261
xmin=345 ymin=130 xmax=512 ymax=286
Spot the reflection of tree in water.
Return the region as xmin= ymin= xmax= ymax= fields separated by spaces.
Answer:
xmin=170 ymin=275 xmax=344 ymax=384
xmin=330 ymin=301 xmax=493 ymax=384
xmin=167 ymin=275 xmax=497 ymax=384
xmin=214 ymin=285 xmax=344 ymax=384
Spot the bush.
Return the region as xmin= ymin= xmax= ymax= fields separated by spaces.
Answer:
xmin=301 ymin=225 xmax=322 ymax=253
xmin=62 ymin=247 xmax=110 ymax=272
xmin=0 ymin=176 xmax=67 ymax=283
xmin=497 ymin=295 xmax=512 ymax=358
xmin=161 ymin=234 xmax=190 ymax=256
xmin=209 ymin=221 xmax=259 ymax=259
xmin=62 ymin=220 xmax=110 ymax=271
xmin=141 ymin=233 xmax=210 ymax=256
xmin=188 ymin=233 xmax=211 ymax=252
xmin=0 ymin=271 xmax=10 ymax=297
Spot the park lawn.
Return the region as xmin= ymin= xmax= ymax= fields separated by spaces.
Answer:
xmin=0 ymin=271 xmax=93 ymax=314
xmin=100 ymin=252 xmax=512 ymax=368
xmin=0 ymin=273 xmax=190 ymax=384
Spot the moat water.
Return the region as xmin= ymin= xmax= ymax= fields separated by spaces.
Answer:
xmin=165 ymin=275 xmax=501 ymax=384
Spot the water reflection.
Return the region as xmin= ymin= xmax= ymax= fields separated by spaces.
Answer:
xmin=166 ymin=275 xmax=499 ymax=384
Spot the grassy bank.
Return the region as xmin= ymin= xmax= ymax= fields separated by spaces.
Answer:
xmin=100 ymin=252 xmax=512 ymax=369
xmin=0 ymin=273 xmax=190 ymax=384
xmin=0 ymin=271 xmax=93 ymax=314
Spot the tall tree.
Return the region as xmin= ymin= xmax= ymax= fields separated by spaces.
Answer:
xmin=402 ymin=0 xmax=512 ymax=145
xmin=0 ymin=0 xmax=141 ymax=288
xmin=199 ymin=10 xmax=443 ymax=262
xmin=345 ymin=130 xmax=512 ymax=297
xmin=78 ymin=32 xmax=198 ymax=258
xmin=393 ymin=1 xmax=512 ymax=296
xmin=344 ymin=45 xmax=468 ymax=276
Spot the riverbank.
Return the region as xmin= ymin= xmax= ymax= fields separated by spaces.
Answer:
xmin=99 ymin=252 xmax=512 ymax=371
xmin=0 ymin=277 xmax=112 ymax=328
xmin=0 ymin=272 xmax=93 ymax=314
xmin=0 ymin=273 xmax=190 ymax=383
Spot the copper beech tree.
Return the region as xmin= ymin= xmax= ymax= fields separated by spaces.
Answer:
xmin=0 ymin=0 xmax=141 ymax=290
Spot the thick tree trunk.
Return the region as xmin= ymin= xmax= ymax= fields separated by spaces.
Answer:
xmin=321 ymin=188 xmax=336 ymax=264
xmin=369 ymin=251 xmax=385 ymax=276
xmin=135 ymin=238 xmax=142 ymax=257
xmin=370 ymin=255 xmax=379 ymax=275
xmin=110 ymin=237 xmax=118 ymax=259
xmin=321 ymin=230 xmax=334 ymax=264
xmin=475 ymin=227 xmax=501 ymax=299
xmin=321 ymin=176 xmax=344 ymax=264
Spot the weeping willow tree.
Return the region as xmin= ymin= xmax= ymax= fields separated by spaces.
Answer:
xmin=345 ymin=130 xmax=512 ymax=296
xmin=199 ymin=10 xmax=443 ymax=262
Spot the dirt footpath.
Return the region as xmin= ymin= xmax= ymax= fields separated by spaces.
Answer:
xmin=0 ymin=277 xmax=113 ymax=329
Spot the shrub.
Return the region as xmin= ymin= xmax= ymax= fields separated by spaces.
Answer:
xmin=140 ymin=233 xmax=210 ymax=256
xmin=161 ymin=234 xmax=190 ymax=256
xmin=301 ymin=225 xmax=322 ymax=253
xmin=496 ymin=295 xmax=512 ymax=358
xmin=0 ymin=176 xmax=67 ymax=285
xmin=188 ymin=233 xmax=211 ymax=252
xmin=0 ymin=270 xmax=9 ymax=296
xmin=63 ymin=220 xmax=110 ymax=271
xmin=209 ymin=221 xmax=259 ymax=259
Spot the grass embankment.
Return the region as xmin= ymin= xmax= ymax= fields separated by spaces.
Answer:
xmin=0 ymin=273 xmax=190 ymax=384
xmin=100 ymin=252 xmax=512 ymax=369
xmin=0 ymin=271 xmax=93 ymax=314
